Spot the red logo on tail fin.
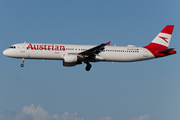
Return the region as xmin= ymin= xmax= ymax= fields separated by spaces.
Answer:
xmin=159 ymin=36 xmax=168 ymax=43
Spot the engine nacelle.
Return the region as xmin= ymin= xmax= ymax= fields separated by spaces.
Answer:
xmin=63 ymin=54 xmax=82 ymax=67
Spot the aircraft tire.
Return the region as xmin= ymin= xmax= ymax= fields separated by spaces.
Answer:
xmin=85 ymin=63 xmax=92 ymax=71
xmin=20 ymin=64 xmax=24 ymax=67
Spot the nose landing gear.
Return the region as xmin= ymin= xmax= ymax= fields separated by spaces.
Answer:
xmin=20 ymin=58 xmax=24 ymax=67
xmin=85 ymin=62 xmax=92 ymax=71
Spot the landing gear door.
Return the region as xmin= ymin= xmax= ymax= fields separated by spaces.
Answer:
xmin=20 ymin=43 xmax=25 ymax=52
xmin=143 ymin=48 xmax=148 ymax=57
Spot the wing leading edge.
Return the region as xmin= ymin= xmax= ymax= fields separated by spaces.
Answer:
xmin=79 ymin=41 xmax=111 ymax=56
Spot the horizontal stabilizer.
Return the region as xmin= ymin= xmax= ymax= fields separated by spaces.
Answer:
xmin=157 ymin=48 xmax=176 ymax=54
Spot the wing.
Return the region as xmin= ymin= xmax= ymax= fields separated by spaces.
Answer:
xmin=79 ymin=41 xmax=111 ymax=57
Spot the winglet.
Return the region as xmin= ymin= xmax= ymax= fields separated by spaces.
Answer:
xmin=106 ymin=41 xmax=111 ymax=45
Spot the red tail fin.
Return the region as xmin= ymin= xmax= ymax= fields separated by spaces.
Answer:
xmin=145 ymin=25 xmax=174 ymax=50
xmin=144 ymin=25 xmax=175 ymax=58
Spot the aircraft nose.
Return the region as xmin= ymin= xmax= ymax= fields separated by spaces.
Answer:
xmin=3 ymin=49 xmax=8 ymax=56
xmin=3 ymin=49 xmax=14 ymax=57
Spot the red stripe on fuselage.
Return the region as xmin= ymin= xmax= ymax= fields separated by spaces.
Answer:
xmin=144 ymin=42 xmax=168 ymax=50
xmin=144 ymin=43 xmax=168 ymax=58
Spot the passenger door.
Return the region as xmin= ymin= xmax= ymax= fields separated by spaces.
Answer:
xmin=143 ymin=48 xmax=148 ymax=57
xmin=20 ymin=44 xmax=25 ymax=52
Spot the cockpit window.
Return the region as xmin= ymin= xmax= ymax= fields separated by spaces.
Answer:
xmin=9 ymin=46 xmax=16 ymax=49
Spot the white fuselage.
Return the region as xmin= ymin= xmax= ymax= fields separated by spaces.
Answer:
xmin=3 ymin=43 xmax=155 ymax=62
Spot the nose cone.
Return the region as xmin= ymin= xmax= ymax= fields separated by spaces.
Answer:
xmin=3 ymin=49 xmax=14 ymax=57
xmin=3 ymin=49 xmax=8 ymax=56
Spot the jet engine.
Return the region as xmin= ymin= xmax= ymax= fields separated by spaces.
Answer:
xmin=63 ymin=54 xmax=82 ymax=67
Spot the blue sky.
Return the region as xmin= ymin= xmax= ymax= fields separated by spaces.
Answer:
xmin=0 ymin=1 xmax=180 ymax=120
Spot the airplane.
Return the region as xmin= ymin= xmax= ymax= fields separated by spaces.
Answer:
xmin=3 ymin=25 xmax=176 ymax=71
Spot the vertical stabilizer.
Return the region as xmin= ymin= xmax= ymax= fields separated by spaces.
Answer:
xmin=145 ymin=25 xmax=174 ymax=49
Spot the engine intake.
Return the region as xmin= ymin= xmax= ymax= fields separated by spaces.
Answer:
xmin=63 ymin=54 xmax=82 ymax=67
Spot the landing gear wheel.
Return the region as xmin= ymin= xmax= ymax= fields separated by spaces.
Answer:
xmin=20 ymin=64 xmax=24 ymax=67
xmin=85 ymin=63 xmax=92 ymax=71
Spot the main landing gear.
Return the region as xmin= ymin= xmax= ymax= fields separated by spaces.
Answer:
xmin=20 ymin=58 xmax=24 ymax=67
xmin=85 ymin=62 xmax=92 ymax=71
